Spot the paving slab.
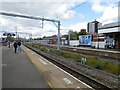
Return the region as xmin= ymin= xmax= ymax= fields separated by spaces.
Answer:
xmin=2 ymin=46 xmax=50 ymax=89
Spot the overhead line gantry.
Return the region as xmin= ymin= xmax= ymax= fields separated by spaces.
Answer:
xmin=0 ymin=11 xmax=61 ymax=50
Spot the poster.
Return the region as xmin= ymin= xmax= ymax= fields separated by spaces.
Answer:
xmin=79 ymin=35 xmax=92 ymax=45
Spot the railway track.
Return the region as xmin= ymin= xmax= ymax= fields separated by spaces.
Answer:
xmin=24 ymin=44 xmax=113 ymax=90
xmin=37 ymin=43 xmax=120 ymax=60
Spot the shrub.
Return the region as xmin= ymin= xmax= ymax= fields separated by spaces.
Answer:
xmin=95 ymin=65 xmax=103 ymax=70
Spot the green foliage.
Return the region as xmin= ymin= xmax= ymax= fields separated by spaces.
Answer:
xmin=32 ymin=44 xmax=120 ymax=75
xmin=50 ymin=49 xmax=83 ymax=61
xmin=61 ymin=34 xmax=68 ymax=40
xmin=34 ymin=37 xmax=42 ymax=40
xmin=6 ymin=36 xmax=14 ymax=42
xmin=77 ymin=30 xmax=87 ymax=39
xmin=104 ymin=63 xmax=119 ymax=75
xmin=95 ymin=65 xmax=103 ymax=70
xmin=86 ymin=57 xmax=120 ymax=75
xmin=68 ymin=29 xmax=87 ymax=40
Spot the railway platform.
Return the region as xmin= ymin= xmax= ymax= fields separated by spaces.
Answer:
xmin=1 ymin=46 xmax=50 ymax=89
xmin=1 ymin=45 xmax=93 ymax=89
xmin=22 ymin=45 xmax=93 ymax=89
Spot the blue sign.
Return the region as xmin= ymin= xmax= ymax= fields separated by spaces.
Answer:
xmin=79 ymin=35 xmax=92 ymax=45
xmin=3 ymin=32 xmax=15 ymax=48
xmin=3 ymin=32 xmax=15 ymax=36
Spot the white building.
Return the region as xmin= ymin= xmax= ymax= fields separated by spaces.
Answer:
xmin=98 ymin=22 xmax=120 ymax=49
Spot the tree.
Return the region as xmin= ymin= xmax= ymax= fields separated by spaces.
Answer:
xmin=43 ymin=36 xmax=47 ymax=39
xmin=77 ymin=29 xmax=87 ymax=39
xmin=6 ymin=36 xmax=14 ymax=42
xmin=34 ymin=37 xmax=42 ymax=40
xmin=68 ymin=30 xmax=78 ymax=40
xmin=61 ymin=34 xmax=68 ymax=40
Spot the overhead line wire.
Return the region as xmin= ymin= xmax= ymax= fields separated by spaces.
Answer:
xmin=56 ymin=0 xmax=89 ymax=19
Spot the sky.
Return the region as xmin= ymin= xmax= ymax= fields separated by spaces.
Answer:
xmin=0 ymin=0 xmax=120 ymax=39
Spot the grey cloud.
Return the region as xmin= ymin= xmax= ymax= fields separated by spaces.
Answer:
xmin=1 ymin=2 xmax=68 ymax=17
xmin=0 ymin=1 xmax=82 ymax=38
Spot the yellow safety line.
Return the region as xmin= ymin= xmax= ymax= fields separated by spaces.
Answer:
xmin=22 ymin=46 xmax=55 ymax=90
xmin=47 ymin=81 xmax=55 ymax=90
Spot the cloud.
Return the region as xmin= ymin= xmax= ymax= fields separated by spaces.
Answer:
xmin=0 ymin=17 xmax=8 ymax=25
xmin=1 ymin=1 xmax=77 ymax=19
xmin=0 ymin=1 xmax=77 ymax=31
xmin=91 ymin=0 xmax=105 ymax=13
xmin=97 ymin=5 xmax=119 ymax=24
xmin=91 ymin=2 xmax=105 ymax=13
xmin=1 ymin=0 xmax=87 ymax=3
xmin=64 ymin=22 xmax=87 ymax=32
xmin=59 ymin=22 xmax=87 ymax=37
xmin=90 ymin=0 xmax=119 ymax=25
xmin=79 ymin=13 xmax=85 ymax=19
xmin=0 ymin=1 xmax=78 ymax=38
xmin=27 ymin=22 xmax=59 ymax=38
xmin=91 ymin=0 xmax=118 ymax=13
xmin=0 ymin=17 xmax=22 ymax=30
xmin=60 ymin=10 xmax=76 ymax=20
xmin=1 ymin=0 xmax=119 ymax=39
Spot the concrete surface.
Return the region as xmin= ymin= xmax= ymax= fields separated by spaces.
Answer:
xmin=22 ymin=45 xmax=93 ymax=89
xmin=2 ymin=46 xmax=50 ymax=89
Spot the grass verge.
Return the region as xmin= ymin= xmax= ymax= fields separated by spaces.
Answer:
xmin=32 ymin=44 xmax=120 ymax=75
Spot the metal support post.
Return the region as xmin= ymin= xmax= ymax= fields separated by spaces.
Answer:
xmin=31 ymin=34 xmax=32 ymax=43
xmin=16 ymin=27 xmax=17 ymax=40
xmin=68 ymin=30 xmax=71 ymax=46
xmin=8 ymin=36 xmax=10 ymax=48
xmin=0 ymin=12 xmax=61 ymax=50
xmin=57 ymin=21 xmax=60 ymax=50
xmin=68 ymin=33 xmax=70 ymax=46
xmin=29 ymin=34 xmax=30 ymax=42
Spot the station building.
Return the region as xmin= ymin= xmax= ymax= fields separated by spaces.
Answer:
xmin=87 ymin=20 xmax=120 ymax=49
xmin=87 ymin=20 xmax=100 ymax=34
xmin=98 ymin=22 xmax=120 ymax=49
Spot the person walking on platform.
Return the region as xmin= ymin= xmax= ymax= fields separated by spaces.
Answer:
xmin=13 ymin=41 xmax=18 ymax=53
xmin=17 ymin=40 xmax=22 ymax=52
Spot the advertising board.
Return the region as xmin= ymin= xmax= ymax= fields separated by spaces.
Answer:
xmin=79 ymin=35 xmax=92 ymax=45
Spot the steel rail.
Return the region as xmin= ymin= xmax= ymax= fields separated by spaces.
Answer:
xmin=24 ymin=43 xmax=113 ymax=90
